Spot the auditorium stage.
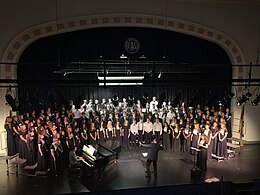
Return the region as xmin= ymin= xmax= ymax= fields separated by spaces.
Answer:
xmin=1 ymin=143 xmax=260 ymax=195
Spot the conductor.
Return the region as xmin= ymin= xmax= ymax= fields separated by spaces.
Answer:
xmin=140 ymin=136 xmax=160 ymax=178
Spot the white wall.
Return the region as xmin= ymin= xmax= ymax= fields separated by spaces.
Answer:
xmin=1 ymin=0 xmax=259 ymax=63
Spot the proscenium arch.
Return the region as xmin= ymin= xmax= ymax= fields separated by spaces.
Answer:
xmin=1 ymin=14 xmax=246 ymax=80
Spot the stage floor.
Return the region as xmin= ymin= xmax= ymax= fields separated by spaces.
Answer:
xmin=1 ymin=144 xmax=260 ymax=194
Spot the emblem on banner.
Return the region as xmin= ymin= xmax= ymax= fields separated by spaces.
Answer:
xmin=124 ymin=37 xmax=140 ymax=54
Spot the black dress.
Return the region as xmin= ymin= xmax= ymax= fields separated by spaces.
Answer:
xmin=122 ymin=125 xmax=129 ymax=149
xmin=203 ymin=130 xmax=212 ymax=160
xmin=27 ymin=136 xmax=36 ymax=166
xmin=162 ymin=127 xmax=171 ymax=150
xmin=50 ymin=144 xmax=63 ymax=176
xmin=68 ymin=133 xmax=75 ymax=149
xmin=172 ymin=129 xmax=180 ymax=152
xmin=12 ymin=122 xmax=20 ymax=153
xmin=182 ymin=129 xmax=191 ymax=154
xmin=81 ymin=129 xmax=88 ymax=145
xmin=94 ymin=120 xmax=101 ymax=137
xmin=60 ymin=132 xmax=69 ymax=167
xmin=190 ymin=131 xmax=200 ymax=155
xmin=98 ymin=129 xmax=105 ymax=144
xmin=5 ymin=124 xmax=16 ymax=156
xmin=211 ymin=127 xmax=219 ymax=157
xmin=197 ymin=141 xmax=208 ymax=170
xmin=217 ymin=129 xmax=228 ymax=159
xmin=50 ymin=144 xmax=58 ymax=176
xmin=226 ymin=113 xmax=232 ymax=138
xmin=74 ymin=131 xmax=81 ymax=152
xmin=37 ymin=139 xmax=47 ymax=171
xmin=115 ymin=127 xmax=121 ymax=143
xmin=19 ymin=131 xmax=28 ymax=159
xmin=89 ymin=130 xmax=96 ymax=145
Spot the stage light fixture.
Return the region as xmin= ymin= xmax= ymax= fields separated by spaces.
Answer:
xmin=158 ymin=72 xmax=162 ymax=79
xmin=237 ymin=87 xmax=253 ymax=106
xmin=5 ymin=94 xmax=18 ymax=111
xmin=245 ymin=91 xmax=252 ymax=98
xmin=98 ymin=76 xmax=144 ymax=81
xmin=120 ymin=54 xmax=127 ymax=59
xmin=99 ymin=83 xmax=143 ymax=86
xmin=139 ymin=55 xmax=147 ymax=59
xmin=237 ymin=94 xmax=249 ymax=106
xmin=147 ymin=70 xmax=153 ymax=77
xmin=251 ymin=94 xmax=260 ymax=106
xmin=228 ymin=92 xmax=235 ymax=98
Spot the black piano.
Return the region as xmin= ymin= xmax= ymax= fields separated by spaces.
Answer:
xmin=80 ymin=140 xmax=121 ymax=180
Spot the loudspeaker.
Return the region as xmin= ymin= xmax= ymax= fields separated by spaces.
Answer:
xmin=190 ymin=168 xmax=202 ymax=183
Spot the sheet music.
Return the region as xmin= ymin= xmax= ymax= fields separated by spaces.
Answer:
xmin=83 ymin=145 xmax=96 ymax=156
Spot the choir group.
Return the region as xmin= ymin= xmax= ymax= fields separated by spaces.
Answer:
xmin=4 ymin=95 xmax=231 ymax=175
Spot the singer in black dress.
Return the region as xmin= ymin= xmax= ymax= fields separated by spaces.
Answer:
xmin=122 ymin=120 xmax=130 ymax=149
xmin=98 ymin=116 xmax=106 ymax=144
xmin=225 ymin=108 xmax=232 ymax=138
xmin=211 ymin=122 xmax=219 ymax=158
xmin=89 ymin=122 xmax=97 ymax=145
xmin=19 ymin=124 xmax=28 ymax=159
xmin=216 ymin=123 xmax=228 ymax=161
xmin=12 ymin=116 xmax=20 ymax=152
xmin=27 ymin=129 xmax=37 ymax=166
xmin=172 ymin=124 xmax=181 ymax=152
xmin=37 ymin=133 xmax=47 ymax=172
xmin=182 ymin=123 xmax=191 ymax=154
xmin=80 ymin=123 xmax=88 ymax=146
xmin=5 ymin=117 xmax=17 ymax=156
xmin=203 ymin=123 xmax=212 ymax=160
xmin=197 ymin=134 xmax=208 ymax=170
xmin=190 ymin=124 xmax=201 ymax=156
xmin=162 ymin=123 xmax=171 ymax=150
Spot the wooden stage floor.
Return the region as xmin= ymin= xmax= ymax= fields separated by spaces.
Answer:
xmin=1 ymin=144 xmax=260 ymax=194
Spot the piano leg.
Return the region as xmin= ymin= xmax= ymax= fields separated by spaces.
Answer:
xmin=97 ymin=166 xmax=107 ymax=181
xmin=98 ymin=168 xmax=102 ymax=181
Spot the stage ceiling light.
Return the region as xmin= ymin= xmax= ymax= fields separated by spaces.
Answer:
xmin=120 ymin=54 xmax=127 ymax=59
xmin=251 ymin=94 xmax=260 ymax=106
xmin=237 ymin=94 xmax=250 ymax=106
xmin=158 ymin=72 xmax=162 ymax=79
xmin=99 ymin=83 xmax=143 ymax=86
xmin=98 ymin=76 xmax=144 ymax=81
xmin=139 ymin=55 xmax=147 ymax=59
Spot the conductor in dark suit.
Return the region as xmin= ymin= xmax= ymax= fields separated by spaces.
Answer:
xmin=140 ymin=136 xmax=160 ymax=178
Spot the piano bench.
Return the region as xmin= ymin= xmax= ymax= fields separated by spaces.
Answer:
xmin=68 ymin=165 xmax=81 ymax=178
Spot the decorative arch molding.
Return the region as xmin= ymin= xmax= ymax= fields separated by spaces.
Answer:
xmin=1 ymin=14 xmax=246 ymax=80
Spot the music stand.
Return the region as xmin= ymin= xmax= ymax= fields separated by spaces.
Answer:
xmin=190 ymin=147 xmax=201 ymax=168
xmin=190 ymin=147 xmax=201 ymax=183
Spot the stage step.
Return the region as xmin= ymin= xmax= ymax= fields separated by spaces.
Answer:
xmin=228 ymin=137 xmax=245 ymax=145
xmin=12 ymin=158 xmax=27 ymax=175
xmin=24 ymin=163 xmax=38 ymax=176
xmin=35 ymin=169 xmax=49 ymax=177
xmin=23 ymin=163 xmax=37 ymax=171
xmin=227 ymin=142 xmax=241 ymax=156
xmin=227 ymin=142 xmax=240 ymax=149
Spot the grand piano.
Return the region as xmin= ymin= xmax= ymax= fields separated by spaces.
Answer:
xmin=80 ymin=140 xmax=121 ymax=180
